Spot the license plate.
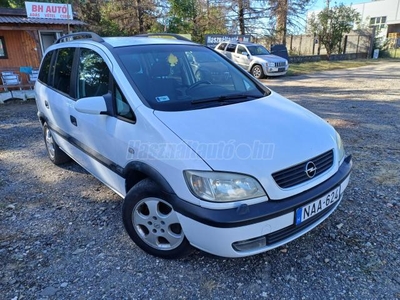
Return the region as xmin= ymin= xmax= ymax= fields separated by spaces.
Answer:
xmin=295 ymin=186 xmax=341 ymax=225
xmin=278 ymin=67 xmax=285 ymax=72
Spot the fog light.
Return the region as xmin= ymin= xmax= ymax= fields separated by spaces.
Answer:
xmin=232 ymin=236 xmax=266 ymax=252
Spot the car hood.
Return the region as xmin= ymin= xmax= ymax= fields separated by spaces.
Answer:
xmin=154 ymin=92 xmax=338 ymax=199
xmin=253 ymin=54 xmax=286 ymax=63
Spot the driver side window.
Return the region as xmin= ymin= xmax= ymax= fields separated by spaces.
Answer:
xmin=77 ymin=49 xmax=110 ymax=99
xmin=237 ymin=45 xmax=248 ymax=55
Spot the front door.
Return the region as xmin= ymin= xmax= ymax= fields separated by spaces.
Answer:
xmin=70 ymin=47 xmax=136 ymax=196
xmin=233 ymin=45 xmax=250 ymax=70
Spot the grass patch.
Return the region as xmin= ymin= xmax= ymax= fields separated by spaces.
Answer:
xmin=381 ymin=49 xmax=400 ymax=58
xmin=286 ymin=59 xmax=379 ymax=76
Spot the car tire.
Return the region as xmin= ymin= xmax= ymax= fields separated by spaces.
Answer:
xmin=251 ymin=64 xmax=264 ymax=79
xmin=43 ymin=122 xmax=70 ymax=165
xmin=122 ymin=178 xmax=192 ymax=259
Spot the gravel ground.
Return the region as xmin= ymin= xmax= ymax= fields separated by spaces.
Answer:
xmin=1 ymin=61 xmax=399 ymax=300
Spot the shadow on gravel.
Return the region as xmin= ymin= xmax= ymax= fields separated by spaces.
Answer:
xmin=289 ymin=72 xmax=398 ymax=81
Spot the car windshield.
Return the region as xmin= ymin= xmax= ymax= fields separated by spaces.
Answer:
xmin=116 ymin=44 xmax=269 ymax=111
xmin=190 ymin=51 xmax=219 ymax=63
xmin=247 ymin=45 xmax=270 ymax=56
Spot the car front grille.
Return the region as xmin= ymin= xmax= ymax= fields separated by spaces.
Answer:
xmin=275 ymin=62 xmax=286 ymax=67
xmin=272 ymin=150 xmax=334 ymax=188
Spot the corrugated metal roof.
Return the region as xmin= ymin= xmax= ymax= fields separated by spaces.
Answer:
xmin=0 ymin=16 xmax=85 ymax=25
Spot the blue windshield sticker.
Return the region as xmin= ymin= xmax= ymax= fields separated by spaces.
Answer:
xmin=156 ymin=96 xmax=170 ymax=102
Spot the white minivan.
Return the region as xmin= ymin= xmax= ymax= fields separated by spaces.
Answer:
xmin=35 ymin=32 xmax=352 ymax=259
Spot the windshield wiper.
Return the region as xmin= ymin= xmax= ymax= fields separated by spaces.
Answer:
xmin=191 ymin=93 xmax=263 ymax=105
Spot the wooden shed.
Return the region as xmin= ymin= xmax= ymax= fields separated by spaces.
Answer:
xmin=0 ymin=6 xmax=85 ymax=94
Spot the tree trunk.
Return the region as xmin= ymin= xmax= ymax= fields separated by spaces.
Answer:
xmin=238 ymin=0 xmax=245 ymax=35
xmin=137 ymin=0 xmax=145 ymax=33
xmin=276 ymin=0 xmax=288 ymax=45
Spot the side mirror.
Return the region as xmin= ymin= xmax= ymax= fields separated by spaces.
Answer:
xmin=75 ymin=96 xmax=108 ymax=115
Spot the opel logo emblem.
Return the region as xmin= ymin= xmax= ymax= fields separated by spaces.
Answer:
xmin=305 ymin=161 xmax=317 ymax=178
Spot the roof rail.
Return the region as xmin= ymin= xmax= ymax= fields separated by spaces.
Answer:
xmin=135 ymin=33 xmax=191 ymax=42
xmin=55 ymin=32 xmax=104 ymax=44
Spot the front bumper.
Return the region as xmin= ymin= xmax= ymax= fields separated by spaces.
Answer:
xmin=264 ymin=65 xmax=288 ymax=76
xmin=169 ymin=155 xmax=352 ymax=257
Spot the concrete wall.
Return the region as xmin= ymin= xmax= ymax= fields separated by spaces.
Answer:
xmin=284 ymin=31 xmax=372 ymax=56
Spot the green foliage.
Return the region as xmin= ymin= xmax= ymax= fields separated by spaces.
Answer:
xmin=76 ymin=0 xmax=158 ymax=36
xmin=170 ymin=0 xmax=197 ymax=18
xmin=0 ymin=0 xmax=301 ymax=44
xmin=166 ymin=0 xmax=227 ymax=43
xmin=0 ymin=0 xmax=14 ymax=7
xmin=308 ymin=3 xmax=360 ymax=58
xmin=2 ymin=0 xmax=27 ymax=8
xmin=167 ymin=0 xmax=200 ymax=41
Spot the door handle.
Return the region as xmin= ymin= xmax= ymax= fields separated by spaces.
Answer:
xmin=70 ymin=115 xmax=77 ymax=126
xmin=44 ymin=100 xmax=49 ymax=108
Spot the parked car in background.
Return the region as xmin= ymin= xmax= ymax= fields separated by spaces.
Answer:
xmin=35 ymin=32 xmax=351 ymax=259
xmin=188 ymin=51 xmax=231 ymax=83
xmin=215 ymin=41 xmax=289 ymax=79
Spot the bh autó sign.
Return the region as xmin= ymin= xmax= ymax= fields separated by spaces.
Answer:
xmin=25 ymin=2 xmax=73 ymax=20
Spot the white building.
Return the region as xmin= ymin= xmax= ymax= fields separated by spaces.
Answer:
xmin=307 ymin=0 xmax=400 ymax=39
xmin=352 ymin=0 xmax=400 ymax=39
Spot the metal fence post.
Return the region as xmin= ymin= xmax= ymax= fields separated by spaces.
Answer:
xmin=368 ymin=27 xmax=376 ymax=59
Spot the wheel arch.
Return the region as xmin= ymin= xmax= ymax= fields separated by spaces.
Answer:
xmin=248 ymin=61 xmax=258 ymax=72
xmin=37 ymin=111 xmax=47 ymax=127
xmin=250 ymin=62 xmax=263 ymax=70
xmin=123 ymin=161 xmax=174 ymax=195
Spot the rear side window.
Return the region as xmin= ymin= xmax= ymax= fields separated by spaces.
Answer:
xmin=217 ymin=43 xmax=227 ymax=50
xmin=76 ymin=48 xmax=110 ymax=99
xmin=226 ymin=44 xmax=236 ymax=52
xmin=38 ymin=51 xmax=53 ymax=85
xmin=53 ymin=47 xmax=75 ymax=95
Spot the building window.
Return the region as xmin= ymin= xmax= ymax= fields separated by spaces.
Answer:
xmin=370 ymin=16 xmax=387 ymax=30
xmin=0 ymin=37 xmax=8 ymax=59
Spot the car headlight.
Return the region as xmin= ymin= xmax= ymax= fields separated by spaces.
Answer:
xmin=267 ymin=62 xmax=275 ymax=67
xmin=285 ymin=60 xmax=289 ymax=66
xmin=184 ymin=171 xmax=266 ymax=202
xmin=336 ymin=132 xmax=345 ymax=164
